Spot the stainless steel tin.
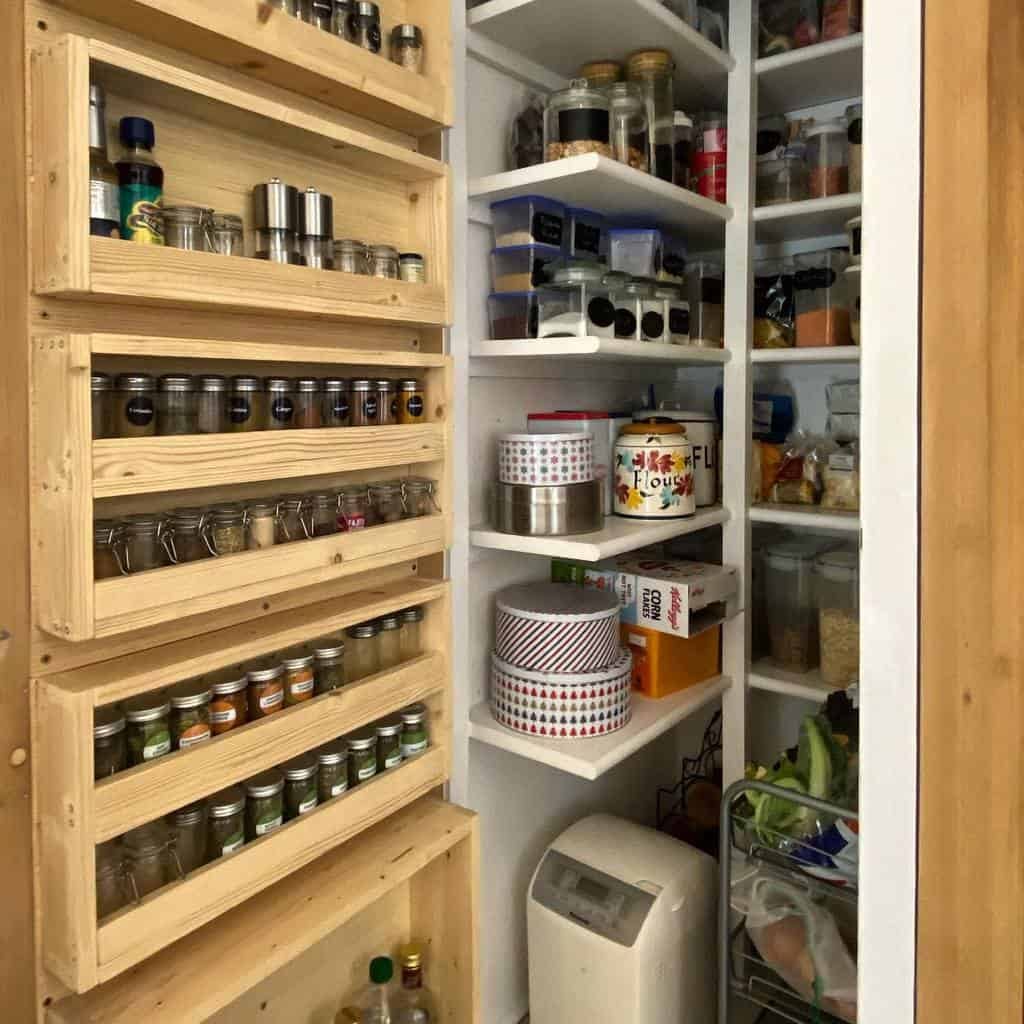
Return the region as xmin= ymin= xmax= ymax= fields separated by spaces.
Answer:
xmin=298 ymin=188 xmax=334 ymax=238
xmin=252 ymin=178 xmax=298 ymax=231
xmin=492 ymin=480 xmax=602 ymax=536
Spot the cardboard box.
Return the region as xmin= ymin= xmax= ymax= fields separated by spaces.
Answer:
xmin=551 ymin=555 xmax=738 ymax=638
xmin=621 ymin=622 xmax=721 ymax=698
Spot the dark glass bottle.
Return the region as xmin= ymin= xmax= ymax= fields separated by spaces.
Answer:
xmin=116 ymin=117 xmax=165 ymax=245
xmin=88 ymin=84 xmax=120 ymax=239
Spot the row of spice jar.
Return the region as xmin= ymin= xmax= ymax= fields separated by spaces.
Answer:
xmin=93 ymin=607 xmax=425 ymax=778
xmin=91 ymin=373 xmax=427 ymax=439
xmin=96 ymin=705 xmax=430 ymax=919
xmin=93 ymin=479 xmax=439 ymax=578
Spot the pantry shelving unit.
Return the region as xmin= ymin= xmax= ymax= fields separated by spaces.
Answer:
xmin=755 ymin=33 xmax=864 ymax=115
xmin=751 ymin=346 xmax=860 ymax=364
xmin=472 ymin=337 xmax=731 ymax=366
xmin=749 ymin=503 xmax=860 ymax=534
xmin=753 ymin=192 xmax=862 ymax=243
xmin=747 ymin=662 xmax=835 ymax=704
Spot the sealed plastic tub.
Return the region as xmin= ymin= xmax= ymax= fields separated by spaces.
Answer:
xmin=490 ymin=244 xmax=561 ymax=292
xmin=609 ymin=228 xmax=662 ymax=278
xmin=490 ymin=195 xmax=565 ymax=248
xmin=488 ymin=291 xmax=540 ymax=339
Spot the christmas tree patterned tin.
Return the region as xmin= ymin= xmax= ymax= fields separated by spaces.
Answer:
xmin=498 ymin=432 xmax=595 ymax=486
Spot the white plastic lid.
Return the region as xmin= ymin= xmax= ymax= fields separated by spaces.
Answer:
xmin=814 ymin=548 xmax=859 ymax=582
xmin=496 ymin=581 xmax=619 ymax=622
xmin=673 ymin=110 xmax=693 ymax=128
xmin=806 ymin=118 xmax=847 ymax=138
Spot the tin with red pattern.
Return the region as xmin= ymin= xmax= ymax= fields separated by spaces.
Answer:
xmin=498 ymin=433 xmax=594 ymax=486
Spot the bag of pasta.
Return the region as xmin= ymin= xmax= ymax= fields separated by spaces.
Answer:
xmin=821 ymin=444 xmax=860 ymax=511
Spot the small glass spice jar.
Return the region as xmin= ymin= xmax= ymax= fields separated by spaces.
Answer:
xmin=313 ymin=639 xmax=346 ymax=693
xmin=375 ymin=718 xmax=403 ymax=772
xmin=96 ymin=840 xmax=127 ymax=920
xmin=397 ymin=379 xmax=425 ymax=423
xmin=209 ymin=674 xmax=248 ymax=735
xmin=369 ymin=244 xmax=399 ymax=279
xmin=93 ymin=519 xmax=124 ymax=579
xmin=390 ymin=24 xmax=424 ymax=72
xmin=346 ymin=622 xmax=380 ymax=680
xmin=348 ymin=379 xmax=378 ymax=426
xmin=338 ymin=486 xmax=369 ymax=531
xmin=265 ymin=376 xmax=296 ymax=430
xmin=400 ymin=703 xmax=430 ymax=758
xmin=377 ymin=614 xmax=403 ymax=671
xmin=93 ymin=704 xmax=127 ymax=779
xmin=322 ymin=377 xmax=350 ymax=427
xmin=399 ymin=606 xmax=424 ymax=661
xmin=398 ymin=252 xmax=425 ymax=283
xmin=211 ymin=213 xmax=244 ymax=256
xmin=246 ymin=663 xmax=285 ymax=720
xmin=293 ymin=377 xmax=322 ymax=429
xmin=156 ymin=374 xmax=198 ymax=436
xmin=204 ymin=504 xmax=247 ymax=556
xmin=196 ymin=374 xmax=228 ymax=434
xmin=369 ymin=481 xmax=405 ymax=523
xmin=275 ymin=494 xmax=309 ymax=543
xmin=317 ymin=741 xmax=348 ymax=801
xmin=205 ymin=786 xmax=246 ymax=860
xmin=375 ymin=379 xmax=398 ymax=425
xmin=403 ymin=477 xmax=438 ymax=518
xmin=246 ymin=499 xmax=278 ymax=551
xmin=91 ymin=371 xmax=115 ymax=439
xmin=244 ymin=769 xmax=285 ymax=839
xmin=229 ymin=375 xmax=265 ymax=433
xmin=281 ymin=753 xmax=319 ymax=820
xmin=123 ymin=693 xmax=172 ymax=766
xmin=350 ymin=1 xmax=382 ymax=53
xmin=162 ymin=507 xmax=210 ymax=565
xmin=346 ymin=730 xmax=378 ymax=788
xmin=123 ymin=822 xmax=182 ymax=901
xmin=333 ymin=239 xmax=369 ymax=275
xmin=168 ymin=679 xmax=212 ymax=751
xmin=282 ymin=650 xmax=316 ymax=705
xmin=164 ymin=205 xmax=213 ymax=252
xmin=121 ymin=513 xmax=165 ymax=574
xmin=114 ymin=373 xmax=156 ymax=437
xmin=308 ymin=492 xmax=339 ymax=537
xmin=166 ymin=802 xmax=207 ymax=874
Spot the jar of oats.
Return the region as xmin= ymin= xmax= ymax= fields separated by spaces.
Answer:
xmin=764 ymin=538 xmax=833 ymax=673
xmin=545 ymin=80 xmax=611 ymax=162
xmin=814 ymin=549 xmax=859 ymax=687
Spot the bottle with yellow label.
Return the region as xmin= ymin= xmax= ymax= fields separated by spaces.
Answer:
xmin=116 ymin=116 xmax=165 ymax=245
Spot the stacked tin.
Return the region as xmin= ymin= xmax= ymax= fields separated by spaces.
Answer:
xmin=489 ymin=582 xmax=632 ymax=740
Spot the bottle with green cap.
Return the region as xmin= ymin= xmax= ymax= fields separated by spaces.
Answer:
xmin=361 ymin=955 xmax=394 ymax=1023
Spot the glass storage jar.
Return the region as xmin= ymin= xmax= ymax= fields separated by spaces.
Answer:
xmin=245 ymin=499 xmax=277 ymax=551
xmin=377 ymin=614 xmax=403 ymax=671
xmin=209 ymin=674 xmax=248 ymax=735
xmin=375 ymin=379 xmax=398 ymax=425
xmin=806 ymin=120 xmax=849 ymax=198
xmin=346 ymin=622 xmax=380 ymax=680
xmin=375 ymin=718 xmax=403 ymax=771
xmin=653 ymin=282 xmax=690 ymax=344
xmin=764 ymin=538 xmax=834 ymax=672
xmin=369 ymin=481 xmax=405 ymax=523
xmin=333 ymin=239 xmax=369 ymax=275
xmin=93 ymin=519 xmax=124 ymax=579
xmin=162 ymin=507 xmax=209 ymax=564
xmin=282 ymin=651 xmax=316 ymax=705
xmin=282 ymin=753 xmax=319 ymax=820
xmin=626 ymin=51 xmax=675 ymax=181
xmin=314 ymin=639 xmax=346 ymax=693
xmin=338 ymin=486 xmax=369 ymax=530
xmin=123 ymin=692 xmax=172 ymax=765
xmin=673 ymin=110 xmax=694 ymax=189
xmin=229 ymin=375 xmax=265 ymax=432
xmin=399 ymin=606 xmax=424 ymax=660
xmin=196 ymin=374 xmax=228 ymax=434
xmin=206 ymin=786 xmax=246 ymax=860
xmin=536 ymin=262 xmax=615 ymax=340
xmin=322 ymin=377 xmax=350 ymax=427
xmin=93 ymin=704 xmax=127 ymax=779
xmin=156 ymin=374 xmax=198 ymax=435
xmin=265 ymin=376 xmax=296 ymax=429
xmin=123 ymin=821 xmax=181 ymax=900
xmin=397 ymin=379 xmax=425 ymax=424
xmin=608 ymin=82 xmax=649 ymax=171
xmin=545 ymin=79 xmax=612 ymax=162
xmin=96 ymin=840 xmax=127 ymax=920
xmin=211 ymin=213 xmax=244 ymax=256
xmin=403 ymin=477 xmax=438 ymax=518
xmin=308 ymin=492 xmax=339 ymax=537
xmin=615 ymin=280 xmax=666 ymax=342
xmin=350 ymin=1 xmax=382 ymax=53
xmin=756 ymin=149 xmax=809 ymax=206
xmin=317 ymin=741 xmax=349 ymax=801
xmin=814 ymin=549 xmax=859 ymax=686
xmin=390 ymin=23 xmax=423 ymax=72
xmin=398 ymin=253 xmax=425 ymax=283
xmin=246 ymin=663 xmax=285 ymax=719
xmin=369 ymin=245 xmax=400 ymax=280
xmin=275 ymin=494 xmax=309 ymax=542
xmin=91 ymin=371 xmax=115 ymax=439
xmin=244 ymin=769 xmax=285 ymax=839
xmin=204 ymin=504 xmax=247 ymax=556
xmin=168 ymin=679 xmax=212 ymax=751
xmin=121 ymin=513 xmax=165 ymax=573
xmin=348 ymin=378 xmax=378 ymax=426
xmin=166 ymin=803 xmax=207 ymax=874
xmin=578 ymin=59 xmax=622 ymax=92
xmin=400 ymin=703 xmax=429 ymax=758
xmin=685 ymin=261 xmax=725 ymax=347
xmin=293 ymin=377 xmax=322 ymax=429
xmin=114 ymin=373 xmax=156 ymax=437
xmin=346 ymin=730 xmax=378 ymax=788
xmin=794 ymin=249 xmax=852 ymax=347
xmin=164 ymin=205 xmax=213 ymax=252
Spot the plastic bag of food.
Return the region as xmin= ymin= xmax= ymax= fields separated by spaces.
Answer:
xmin=753 ymin=260 xmax=796 ymax=349
xmin=768 ymin=433 xmax=831 ymax=505
xmin=822 ymin=0 xmax=861 ymax=40
xmin=744 ymin=876 xmax=858 ymax=1021
xmin=758 ymin=0 xmax=821 ymax=57
xmin=821 ymin=445 xmax=859 ymax=510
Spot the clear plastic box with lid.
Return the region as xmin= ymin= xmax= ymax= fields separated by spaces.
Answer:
xmin=764 ymin=537 xmax=835 ymax=672
xmin=536 ymin=263 xmax=615 ymax=339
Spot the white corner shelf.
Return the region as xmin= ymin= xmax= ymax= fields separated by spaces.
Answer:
xmin=754 ymin=193 xmax=862 ymax=244
xmin=470 ymin=155 xmax=731 ymax=248
xmin=749 ymin=504 xmax=860 ymax=533
xmin=471 ymin=505 xmax=729 ymax=562
xmin=468 ymin=675 xmax=730 ymax=780
xmin=749 ymin=661 xmax=835 ymax=703
xmin=467 ymin=0 xmax=733 ymax=108
xmin=751 ymin=346 xmax=860 ymax=364
xmin=756 ymin=34 xmax=864 ymax=115
xmin=472 ymin=337 xmax=731 ymax=366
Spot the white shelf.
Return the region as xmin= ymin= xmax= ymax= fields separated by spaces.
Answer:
xmin=471 ymin=505 xmax=729 ymax=562
xmin=468 ymin=675 xmax=730 ymax=780
xmin=751 ymin=346 xmax=860 ymax=364
xmin=754 ymin=193 xmax=862 ymax=243
xmin=756 ymin=35 xmax=864 ymax=115
xmin=749 ymin=661 xmax=835 ymax=703
xmin=470 ymin=155 xmax=731 ymax=248
xmin=472 ymin=337 xmax=731 ymax=366
xmin=467 ymin=0 xmax=734 ymax=109
xmin=750 ymin=504 xmax=860 ymax=533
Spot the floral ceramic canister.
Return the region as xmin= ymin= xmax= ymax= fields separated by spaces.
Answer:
xmin=613 ymin=419 xmax=695 ymax=518
xmin=497 ymin=432 xmax=595 ymax=486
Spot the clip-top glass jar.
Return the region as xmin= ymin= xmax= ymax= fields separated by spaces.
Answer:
xmin=123 ymin=692 xmax=172 ymax=766
xmin=206 ymin=786 xmax=246 ymax=860
xmin=322 ymin=377 xmax=350 ymax=427
xmin=164 ymin=205 xmax=213 ymax=252
xmin=196 ymin=374 xmax=228 ymax=434
xmin=399 ymin=606 xmax=424 ymax=660
xmin=346 ymin=622 xmax=380 ymax=680
xmin=346 ymin=730 xmax=378 ymax=788
xmin=333 ymin=239 xmax=369 ymax=275
xmin=308 ymin=492 xmax=339 ymax=538
xmin=96 ymin=840 xmax=127 ymax=920
xmin=537 ymin=262 xmax=615 ymax=340
xmin=229 ymin=375 xmax=265 ymax=433
xmin=545 ymin=79 xmax=612 ymax=162
xmin=338 ymin=486 xmax=369 ymax=531
xmin=369 ymin=245 xmax=399 ymax=279
xmin=403 ymin=477 xmax=438 ymax=518
xmin=244 ymin=769 xmax=285 ymax=839
xmin=369 ymin=481 xmax=405 ymax=523
xmin=94 ymin=519 xmax=124 ymax=579
xmin=168 ymin=678 xmax=212 ymax=751
xmin=166 ymin=802 xmax=207 ymax=874
xmin=246 ymin=499 xmax=277 ymax=551
xmin=377 ymin=614 xmax=403 ymax=671
xmin=275 ymin=494 xmax=309 ymax=542
xmin=626 ymin=50 xmax=675 ymax=182
xmin=162 ymin=507 xmax=209 ymax=564
xmin=94 ymin=704 xmax=127 ymax=779
xmin=121 ymin=513 xmax=165 ymax=573
xmin=390 ymin=23 xmax=424 ymax=72
xmin=282 ymin=753 xmax=319 ymax=820
xmin=608 ymin=81 xmax=649 ymax=171
xmin=400 ymin=703 xmax=429 ymax=759
xmin=114 ymin=373 xmax=156 ymax=437
xmin=123 ymin=821 xmax=182 ymax=900
xmin=314 ymin=639 xmax=346 ymax=693
xmin=317 ymin=741 xmax=349 ymax=801
xmin=91 ymin=371 xmax=115 ymax=439
xmin=204 ymin=504 xmax=246 ymax=556
xmin=211 ymin=213 xmax=244 ymax=256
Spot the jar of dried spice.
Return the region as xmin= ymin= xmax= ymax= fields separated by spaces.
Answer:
xmin=123 ymin=821 xmax=182 ymax=900
xmin=196 ymin=374 xmax=228 ymax=434
xmin=209 ymin=674 xmax=248 ymax=735
xmin=308 ymin=492 xmax=339 ymax=537
xmin=169 ymin=679 xmax=212 ymax=751
xmin=398 ymin=252 xmax=425 ymax=283
xmin=275 ymin=494 xmax=309 ymax=543
xmin=545 ymin=80 xmax=612 ymax=162
xmin=114 ymin=373 xmax=156 ymax=437
xmin=229 ymin=375 xmax=265 ymax=433
xmin=162 ymin=507 xmax=210 ymax=564
xmin=123 ymin=692 xmax=172 ymax=765
xmin=369 ymin=482 xmax=405 ymax=523
xmin=346 ymin=622 xmax=380 ymax=680
xmin=204 ymin=504 xmax=247 ymax=556
xmin=265 ymin=377 xmax=296 ymax=430
xmin=338 ymin=487 xmax=369 ymax=531
xmin=375 ymin=380 xmax=398 ymax=425
xmin=166 ymin=802 xmax=207 ymax=874
xmin=348 ymin=379 xmax=378 ymax=426
xmin=157 ymin=374 xmax=198 ymax=436
xmin=246 ymin=663 xmax=285 ymax=719
xmin=399 ymin=606 xmax=424 ymax=660
xmin=400 ymin=703 xmax=430 ymax=759
xmin=293 ymin=377 xmax=322 ymax=429
xmin=245 ymin=500 xmax=277 ymax=551
xmin=377 ymin=614 xmax=403 ymax=671
xmin=282 ymin=753 xmax=319 ymax=820
xmin=93 ymin=519 xmax=124 ymax=579
xmin=95 ymin=840 xmax=127 ymax=920
xmin=121 ymin=513 xmax=166 ymax=574
xmin=403 ymin=477 xmax=438 ymax=518
xmin=346 ymin=730 xmax=378 ymax=788
xmin=317 ymin=741 xmax=348 ymax=801
xmin=245 ymin=769 xmax=285 ymax=839
xmin=390 ymin=23 xmax=423 ymax=72
xmin=313 ymin=639 xmax=346 ymax=694
xmin=806 ymin=120 xmax=849 ymax=198
xmin=205 ymin=786 xmax=246 ymax=860
xmin=91 ymin=372 xmax=115 ymax=439
xmin=322 ymin=377 xmax=350 ymax=427
xmin=369 ymin=245 xmax=400 ymax=280
xmin=397 ymin=379 xmax=426 ymax=424
xmin=282 ymin=651 xmax=316 ymax=705
xmin=94 ymin=704 xmax=127 ymax=779
xmin=375 ymin=718 xmax=404 ymax=772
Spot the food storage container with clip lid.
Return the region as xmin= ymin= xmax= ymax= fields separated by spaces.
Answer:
xmin=346 ymin=622 xmax=381 ymax=680
xmin=206 ymin=785 xmax=245 ymax=859
xmin=275 ymin=494 xmax=309 ymax=543
xmin=613 ymin=420 xmax=695 ymax=519
xmin=121 ymin=512 xmax=165 ymax=573
xmin=244 ymin=769 xmax=285 ymax=839
xmin=653 ymin=282 xmax=690 ymax=344
xmin=91 ymin=371 xmax=114 ymax=439
xmin=369 ymin=481 xmax=405 ymax=523
xmin=281 ymin=650 xmax=316 ymax=704
xmin=608 ymin=82 xmax=649 ymax=172
xmin=228 ymin=375 xmax=264 ymax=433
xmin=93 ymin=518 xmax=123 ymax=579
xmin=754 ymin=257 xmax=796 ymax=349
xmin=166 ymin=802 xmax=207 ymax=874
xmin=609 ymin=229 xmax=662 ymax=279
xmin=307 ymin=491 xmax=338 ymax=537
xmin=814 ymin=548 xmax=860 ymax=686
xmin=545 ymin=79 xmax=612 ymax=163
xmin=846 ymin=103 xmax=863 ymax=192
xmin=390 ymin=23 xmax=424 ymax=72
xmin=204 ymin=503 xmax=246 ymax=556
xmin=537 ymin=262 xmax=615 ymax=339
xmin=281 ymin=752 xmax=319 ymax=820
xmin=806 ymin=119 xmax=849 ymax=198
xmin=95 ymin=840 xmax=127 ymax=919
xmin=346 ymin=730 xmax=378 ymax=788
xmin=209 ymin=674 xmax=247 ymax=735
xmin=317 ymin=741 xmax=349 ymax=801
xmin=123 ymin=692 xmax=171 ymax=766
xmin=400 ymin=703 xmax=430 ymax=758
xmin=314 ymin=639 xmax=346 ymax=694
xmin=114 ymin=372 xmax=156 ymax=437
xmin=369 ymin=244 xmax=399 ymax=279
xmin=490 ymin=195 xmax=565 ymax=248
xmin=246 ymin=662 xmax=285 ymax=719
xmin=404 ymin=476 xmax=438 ymax=518
xmin=375 ymin=717 xmax=404 ymax=771
xmin=757 ymin=148 xmax=810 ymax=206
xmin=93 ymin=704 xmax=127 ymax=779
xmin=488 ymin=291 xmax=542 ymax=340
xmin=490 ymin=244 xmax=561 ymax=293
xmin=626 ymin=49 xmax=676 ymax=181
xmin=168 ymin=678 xmax=212 ymax=751
xmin=794 ymin=249 xmax=852 ymax=347
xmin=629 ymin=280 xmax=668 ymax=341
xmin=123 ymin=821 xmax=181 ymax=900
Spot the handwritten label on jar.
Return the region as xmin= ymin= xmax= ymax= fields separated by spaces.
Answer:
xmin=574 ymin=222 xmax=601 ymax=257
xmin=259 ymin=689 xmax=284 ymax=712
xmin=532 ymin=211 xmax=563 ymax=247
xmin=383 ymin=751 xmax=403 ymax=769
xmin=298 ymin=794 xmax=318 ymax=815
xmin=143 ymin=733 xmax=171 ymax=760
xmin=332 ymin=398 xmax=350 ymax=420
xmin=255 ymin=813 xmax=282 ymax=836
xmin=401 ymin=738 xmax=429 ymax=757
xmin=357 ymin=764 xmax=376 ymax=781
xmin=210 ymin=706 xmax=236 ymax=725
xmin=178 ymin=725 xmax=211 ymax=749
xmin=271 ymin=398 xmax=294 ymax=423
xmin=331 ymin=780 xmax=348 ymax=796
xmin=222 ymin=834 xmax=244 ymax=855
xmin=405 ymin=395 xmax=424 ymax=419
xmin=229 ymin=398 xmax=252 ymax=424
xmin=125 ymin=397 xmax=155 ymax=427
xmin=287 ymin=674 xmax=315 ymax=701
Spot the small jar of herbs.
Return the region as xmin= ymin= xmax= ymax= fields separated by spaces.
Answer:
xmin=93 ymin=705 xmax=127 ymax=779
xmin=123 ymin=693 xmax=172 ymax=766
xmin=282 ymin=753 xmax=319 ymax=820
xmin=400 ymin=703 xmax=430 ymax=759
xmin=346 ymin=730 xmax=378 ymax=788
xmin=317 ymin=741 xmax=348 ymax=802
xmin=245 ymin=769 xmax=285 ymax=840
xmin=375 ymin=718 xmax=403 ymax=772
xmin=313 ymin=639 xmax=346 ymax=694
xmin=206 ymin=786 xmax=246 ymax=860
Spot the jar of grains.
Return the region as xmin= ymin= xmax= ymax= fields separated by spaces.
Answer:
xmin=375 ymin=718 xmax=404 ymax=772
xmin=397 ymin=379 xmax=426 ymax=423
xmin=282 ymin=650 xmax=316 ymax=705
xmin=338 ymin=486 xmax=369 ymax=531
xmin=114 ymin=373 xmax=157 ymax=438
xmin=400 ymin=703 xmax=430 ymax=758
xmin=293 ymin=377 xmax=322 ymax=429
xmin=377 ymin=614 xmax=403 ymax=671
xmin=123 ymin=692 xmax=172 ymax=765
xmin=403 ymin=477 xmax=438 ymax=518
xmin=282 ymin=753 xmax=319 ymax=820
xmin=204 ymin=504 xmax=247 ymax=556
xmin=156 ymin=374 xmax=198 ymax=436
xmin=348 ymin=379 xmax=378 ymax=426
xmin=196 ymin=374 xmax=228 ymax=434
xmin=814 ymin=549 xmax=860 ymax=687
xmin=121 ymin=513 xmax=165 ymax=574
xmin=764 ymin=538 xmax=833 ymax=672
xmin=399 ymin=606 xmax=424 ymax=660
xmin=166 ymin=802 xmax=207 ymax=874
xmin=93 ymin=704 xmax=127 ymax=779
xmin=95 ymin=840 xmax=127 ymax=920
xmin=317 ymin=741 xmax=349 ymax=801
xmin=369 ymin=481 xmax=405 ymax=524
xmin=313 ymin=639 xmax=346 ymax=694
xmin=246 ymin=663 xmax=285 ymax=719
xmin=346 ymin=730 xmax=378 ymax=788
xmin=123 ymin=821 xmax=181 ymax=900
xmin=375 ymin=379 xmax=398 ymax=425
xmin=333 ymin=239 xmax=369 ymax=275
xmin=369 ymin=245 xmax=400 ymax=280
xmin=245 ymin=500 xmax=277 ymax=551
xmin=205 ymin=786 xmax=246 ymax=860
xmin=265 ymin=377 xmax=296 ymax=430
xmin=390 ymin=23 xmax=423 ymax=72
xmin=545 ymin=79 xmax=611 ymax=162
xmin=209 ymin=674 xmax=248 ymax=735
xmin=244 ymin=769 xmax=285 ymax=839
xmin=93 ymin=519 xmax=124 ymax=579
xmin=229 ymin=375 xmax=265 ymax=433
xmin=398 ymin=253 xmax=425 ymax=283
xmin=162 ymin=507 xmax=210 ymax=564
xmin=91 ymin=371 xmax=115 ymax=439
xmin=275 ymin=494 xmax=309 ymax=543
xmin=346 ymin=622 xmax=380 ymax=681
xmin=308 ymin=492 xmax=339 ymax=537
xmin=322 ymin=377 xmax=350 ymax=427
xmin=168 ymin=679 xmax=212 ymax=751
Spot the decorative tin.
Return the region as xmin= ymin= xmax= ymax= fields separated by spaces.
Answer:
xmin=495 ymin=582 xmax=620 ymax=673
xmin=633 ymin=408 xmax=718 ymax=507
xmin=613 ymin=419 xmax=695 ymax=519
xmin=492 ymin=480 xmax=603 ymax=537
xmin=498 ymin=432 xmax=594 ymax=486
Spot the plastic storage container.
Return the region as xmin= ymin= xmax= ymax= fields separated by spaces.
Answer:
xmin=794 ymin=249 xmax=852 ymax=347
xmin=626 ymin=50 xmax=675 ymax=182
xmin=814 ymin=549 xmax=859 ymax=686
xmin=609 ymin=229 xmax=662 ymax=278
xmin=537 ymin=263 xmax=615 ymax=339
xmin=490 ymin=244 xmax=561 ymax=292
xmin=764 ymin=538 xmax=833 ymax=672
xmin=685 ymin=261 xmax=725 ymax=347
xmin=488 ymin=291 xmax=540 ymax=340
xmin=490 ymin=195 xmax=565 ymax=248
xmin=806 ymin=120 xmax=849 ymax=198
xmin=692 ymin=110 xmax=728 ymax=204
xmin=846 ymin=103 xmax=863 ymax=193
xmin=653 ymin=283 xmax=690 ymax=344
xmin=753 ymin=258 xmax=796 ymax=348
xmin=673 ymin=110 xmax=694 ymax=188
xmin=756 ymin=149 xmax=809 ymax=206
xmin=563 ymin=207 xmax=606 ymax=261
xmin=545 ymin=79 xmax=612 ymax=162
xmin=608 ymin=83 xmax=649 ymax=172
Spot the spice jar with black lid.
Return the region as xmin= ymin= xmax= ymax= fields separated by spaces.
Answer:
xmin=94 ymin=704 xmax=127 ymax=779
xmin=322 ymin=377 xmax=350 ymax=427
xmin=346 ymin=622 xmax=381 ymax=680
xmin=375 ymin=718 xmax=403 ymax=772
xmin=166 ymin=802 xmax=206 ymax=874
xmin=206 ymin=786 xmax=246 ymax=860
xmin=91 ymin=372 xmax=115 ymax=439
xmin=162 ymin=507 xmax=210 ymax=564
xmin=121 ymin=513 xmax=165 ymax=573
xmin=114 ymin=373 xmax=156 ymax=437
xmin=275 ymin=494 xmax=309 ymax=543
xmin=317 ymin=741 xmax=348 ymax=801
xmin=265 ymin=376 xmax=296 ymax=430
xmin=314 ymin=639 xmax=346 ymax=693
xmin=294 ymin=377 xmax=322 ymax=429
xmin=390 ymin=24 xmax=424 ymax=72
xmin=375 ymin=379 xmax=398 ymax=425
xmin=253 ymin=178 xmax=300 ymax=265
xmin=398 ymin=379 xmax=425 ymax=423
xmin=298 ymin=187 xmax=334 ymax=269
xmin=377 ymin=614 xmax=403 ymax=671
xmin=246 ymin=663 xmax=285 ymax=719
xmin=348 ymin=379 xmax=378 ymax=426
xmin=196 ymin=374 xmax=228 ymax=434
xmin=346 ymin=730 xmax=378 ymax=788
xmin=204 ymin=504 xmax=247 ymax=556
xmin=282 ymin=650 xmax=316 ymax=705
xmin=350 ymin=1 xmax=382 ymax=53
xmin=94 ymin=519 xmax=124 ymax=579
xmin=282 ymin=753 xmax=319 ymax=820
xmin=168 ymin=679 xmax=212 ymax=751
xmin=244 ymin=769 xmax=285 ymax=839
xmin=209 ymin=674 xmax=248 ymax=735
xmin=156 ymin=374 xmax=198 ymax=436
xmin=228 ymin=375 xmax=265 ymax=433
xmin=123 ymin=692 xmax=172 ymax=765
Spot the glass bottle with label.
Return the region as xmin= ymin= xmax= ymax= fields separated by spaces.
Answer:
xmin=346 ymin=730 xmax=378 ymax=788
xmin=265 ymin=377 xmax=296 ymax=429
xmin=116 ymin=116 xmax=164 ymax=244
xmin=88 ymin=84 xmax=120 ymax=238
xmin=394 ymin=942 xmax=439 ymax=1024
xmin=122 ymin=693 xmax=172 ymax=766
xmin=375 ymin=718 xmax=403 ymax=771
xmin=317 ymin=741 xmax=348 ymax=801
xmin=246 ymin=663 xmax=286 ymax=719
xmin=114 ymin=373 xmax=157 ymax=437
xmin=205 ymin=786 xmax=246 ymax=860
xmin=168 ymin=679 xmax=212 ymax=751
xmin=308 ymin=492 xmax=339 ymax=537
xmin=93 ymin=705 xmax=127 ymax=780
xmin=209 ymin=674 xmax=248 ymax=735
xmin=244 ymin=770 xmax=285 ymax=839
xmin=282 ymin=651 xmax=316 ymax=705
xmin=349 ymin=379 xmax=378 ymax=426
xmin=281 ymin=753 xmax=319 ymax=820
xmin=322 ymin=377 xmax=350 ymax=427
xmin=399 ymin=704 xmax=430 ymax=759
